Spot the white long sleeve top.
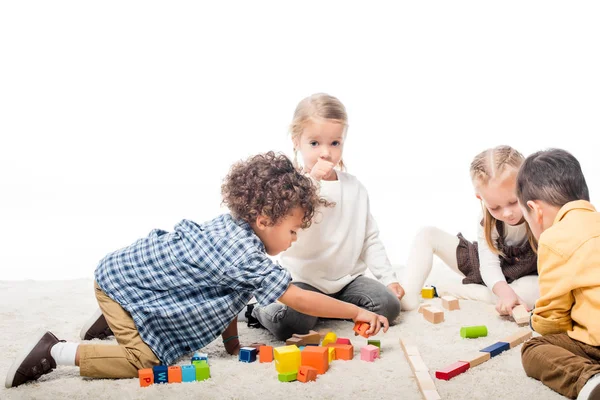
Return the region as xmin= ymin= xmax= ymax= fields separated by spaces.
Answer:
xmin=477 ymin=216 xmax=529 ymax=289
xmin=279 ymin=171 xmax=397 ymax=294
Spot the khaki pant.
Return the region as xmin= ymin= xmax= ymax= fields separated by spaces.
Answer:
xmin=78 ymin=282 xmax=160 ymax=378
xmin=521 ymin=333 xmax=600 ymax=399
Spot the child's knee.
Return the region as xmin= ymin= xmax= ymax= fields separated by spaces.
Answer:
xmin=380 ymin=292 xmax=401 ymax=322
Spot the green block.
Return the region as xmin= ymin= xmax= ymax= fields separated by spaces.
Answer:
xmin=278 ymin=371 xmax=297 ymax=382
xmin=367 ymin=339 xmax=381 ymax=351
xmin=460 ymin=325 xmax=488 ymax=338
xmin=194 ymin=362 xmax=210 ymax=381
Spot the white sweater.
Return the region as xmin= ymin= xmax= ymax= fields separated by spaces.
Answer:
xmin=280 ymin=171 xmax=397 ymax=294
xmin=477 ymin=217 xmax=529 ymax=289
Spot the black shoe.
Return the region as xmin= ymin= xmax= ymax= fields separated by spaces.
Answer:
xmin=5 ymin=331 xmax=61 ymax=388
xmin=246 ymin=304 xmax=264 ymax=329
xmin=80 ymin=309 xmax=113 ymax=340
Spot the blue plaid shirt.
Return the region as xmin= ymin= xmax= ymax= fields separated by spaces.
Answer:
xmin=95 ymin=214 xmax=291 ymax=364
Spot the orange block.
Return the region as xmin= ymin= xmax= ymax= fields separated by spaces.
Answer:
xmin=325 ymin=343 xmax=354 ymax=360
xmin=297 ymin=366 xmax=318 ymax=383
xmin=167 ymin=366 xmax=182 ymax=383
xmin=301 ymin=346 xmax=329 ymax=374
xmin=138 ymin=368 xmax=154 ymax=387
xmin=353 ymin=322 xmax=371 ymax=338
xmin=259 ymin=345 xmax=274 ymax=363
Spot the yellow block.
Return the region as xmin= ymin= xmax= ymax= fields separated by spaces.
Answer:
xmin=273 ymin=345 xmax=301 ymax=374
xmin=421 ymin=287 xmax=435 ymax=299
xmin=321 ymin=332 xmax=337 ymax=346
xmin=328 ymin=347 xmax=336 ymax=363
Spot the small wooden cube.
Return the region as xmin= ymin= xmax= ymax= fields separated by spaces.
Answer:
xmin=153 ymin=365 xmax=168 ymax=384
xmin=336 ymin=338 xmax=351 ymax=345
xmin=441 ymin=296 xmax=460 ymax=311
xmin=278 ymin=371 xmax=297 ymax=382
xmin=301 ymin=346 xmax=329 ymax=374
xmin=321 ymin=332 xmax=337 ymax=346
xmin=418 ymin=304 xmax=432 ymax=313
xmin=290 ymin=330 xmax=321 ymax=345
xmin=360 ymin=344 xmax=379 ymax=362
xmin=259 ymin=345 xmax=273 ymax=363
xmin=167 ymin=365 xmax=182 ymax=383
xmin=325 ymin=343 xmax=354 ymax=360
xmin=421 ymin=287 xmax=436 ymax=299
xmin=239 ymin=347 xmax=257 ymax=363
xmin=181 ymin=365 xmax=196 ymax=382
xmin=353 ymin=322 xmax=371 ymax=338
xmin=138 ymin=368 xmax=154 ymax=387
xmin=367 ymin=339 xmax=381 ymax=352
xmin=423 ymin=306 xmax=444 ymax=324
xmin=512 ymin=305 xmax=530 ymax=325
xmin=274 ymin=345 xmax=301 ymax=374
xmin=194 ymin=361 xmax=210 ymax=381
xmin=297 ymin=366 xmax=318 ymax=383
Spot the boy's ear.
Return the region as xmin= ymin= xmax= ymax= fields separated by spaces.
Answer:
xmin=526 ymin=200 xmax=543 ymax=223
xmin=255 ymin=215 xmax=271 ymax=230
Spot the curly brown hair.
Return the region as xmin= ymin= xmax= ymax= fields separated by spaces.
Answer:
xmin=222 ymin=151 xmax=330 ymax=229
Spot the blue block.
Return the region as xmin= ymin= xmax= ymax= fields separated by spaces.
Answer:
xmin=239 ymin=347 xmax=257 ymax=363
xmin=480 ymin=342 xmax=510 ymax=357
xmin=192 ymin=352 xmax=208 ymax=363
xmin=153 ymin=365 xmax=168 ymax=384
xmin=181 ymin=365 xmax=196 ymax=382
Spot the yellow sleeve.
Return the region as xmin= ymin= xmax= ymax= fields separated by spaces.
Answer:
xmin=531 ymin=243 xmax=574 ymax=335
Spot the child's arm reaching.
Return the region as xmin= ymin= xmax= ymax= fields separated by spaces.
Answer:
xmin=221 ymin=317 xmax=241 ymax=355
xmin=278 ymin=284 xmax=390 ymax=335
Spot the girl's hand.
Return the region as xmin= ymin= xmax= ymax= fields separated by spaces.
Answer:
xmin=354 ymin=308 xmax=389 ymax=335
xmin=495 ymin=290 xmax=528 ymax=315
xmin=387 ymin=282 xmax=405 ymax=300
xmin=309 ymin=158 xmax=336 ymax=181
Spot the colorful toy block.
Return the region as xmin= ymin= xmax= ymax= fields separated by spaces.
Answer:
xmin=286 ymin=330 xmax=321 ymax=346
xmin=298 ymin=346 xmax=305 ymax=351
xmin=360 ymin=344 xmax=379 ymax=362
xmin=274 ymin=345 xmax=301 ymax=373
xmin=512 ymin=305 xmax=530 ymax=325
xmin=459 ymin=351 xmax=491 ymax=368
xmin=328 ymin=347 xmax=335 ymax=363
xmin=153 ymin=365 xmax=168 ymax=384
xmin=167 ymin=366 xmax=182 ymax=383
xmin=194 ymin=361 xmax=210 ymax=381
xmin=301 ymin=346 xmax=329 ymax=374
xmin=353 ymin=322 xmax=371 ymax=338
xmin=259 ymin=345 xmax=274 ymax=363
xmin=421 ymin=287 xmax=436 ymax=299
xmin=138 ymin=368 xmax=154 ymax=387
xmin=239 ymin=347 xmax=257 ymax=363
xmin=249 ymin=342 xmax=266 ymax=352
xmin=321 ymin=332 xmax=337 ymax=346
xmin=192 ymin=352 xmax=208 ymax=362
xmin=441 ymin=296 xmax=460 ymax=310
xmin=480 ymin=342 xmax=510 ymax=357
xmin=278 ymin=371 xmax=297 ymax=382
xmin=181 ymin=365 xmax=196 ymax=382
xmin=418 ymin=303 xmax=432 ymax=313
xmin=297 ymin=366 xmax=318 ymax=383
xmin=460 ymin=325 xmax=488 ymax=338
xmin=336 ymin=338 xmax=351 ymax=345
xmin=325 ymin=343 xmax=354 ymax=360
xmin=502 ymin=330 xmax=532 ymax=348
xmin=367 ymin=339 xmax=381 ymax=352
xmin=422 ymin=306 xmax=444 ymax=324
xmin=435 ymin=361 xmax=469 ymax=380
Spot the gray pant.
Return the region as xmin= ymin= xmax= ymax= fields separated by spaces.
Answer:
xmin=252 ymin=276 xmax=401 ymax=341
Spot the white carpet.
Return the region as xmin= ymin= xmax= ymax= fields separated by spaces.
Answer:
xmin=0 ymin=264 xmax=566 ymax=400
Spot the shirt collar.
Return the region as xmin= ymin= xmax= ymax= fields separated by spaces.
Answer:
xmin=554 ymin=200 xmax=596 ymax=224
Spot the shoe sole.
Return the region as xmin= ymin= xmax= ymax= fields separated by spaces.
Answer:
xmin=5 ymin=329 xmax=50 ymax=389
xmin=79 ymin=308 xmax=103 ymax=340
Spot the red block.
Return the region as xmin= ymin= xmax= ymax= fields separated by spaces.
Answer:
xmin=336 ymin=338 xmax=351 ymax=345
xmin=435 ymin=361 xmax=470 ymax=381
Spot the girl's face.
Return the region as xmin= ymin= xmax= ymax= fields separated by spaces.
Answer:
xmin=476 ymin=169 xmax=523 ymax=226
xmin=295 ymin=119 xmax=345 ymax=173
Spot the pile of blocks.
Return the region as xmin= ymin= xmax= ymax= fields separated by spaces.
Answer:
xmin=419 ymin=294 xmax=460 ymax=324
xmin=138 ymin=352 xmax=210 ymax=386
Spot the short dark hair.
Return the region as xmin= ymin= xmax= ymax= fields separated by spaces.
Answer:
xmin=221 ymin=151 xmax=329 ymax=228
xmin=516 ymin=148 xmax=589 ymax=207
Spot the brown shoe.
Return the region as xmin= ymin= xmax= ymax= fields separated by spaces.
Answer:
xmin=5 ymin=331 xmax=61 ymax=388
xmin=79 ymin=309 xmax=113 ymax=340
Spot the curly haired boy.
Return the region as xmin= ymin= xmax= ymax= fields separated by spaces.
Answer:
xmin=6 ymin=152 xmax=389 ymax=388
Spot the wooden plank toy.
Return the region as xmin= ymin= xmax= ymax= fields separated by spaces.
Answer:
xmin=297 ymin=366 xmax=318 ymax=383
xmin=259 ymin=345 xmax=274 ymax=363
xmin=301 ymin=346 xmax=329 ymax=374
xmin=458 ymin=351 xmax=491 ymax=368
xmin=480 ymin=342 xmax=510 ymax=358
xmin=415 ymin=371 xmax=441 ymax=400
xmin=435 ymin=361 xmax=469 ymax=381
xmin=460 ymin=325 xmax=488 ymax=338
xmin=399 ymin=338 xmax=420 ymax=357
xmin=422 ymin=306 xmax=444 ymax=324
xmin=167 ymin=366 xmax=182 ymax=383
xmin=512 ymin=305 xmax=530 ymax=325
xmin=353 ymin=321 xmax=371 ymax=338
xmin=501 ymin=330 xmax=533 ymax=348
xmin=399 ymin=338 xmax=441 ymax=400
xmin=441 ymin=296 xmax=460 ymax=311
xmin=138 ymin=368 xmax=154 ymax=387
xmin=291 ymin=330 xmax=321 ymax=345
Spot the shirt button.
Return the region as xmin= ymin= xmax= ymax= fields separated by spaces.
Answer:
xmin=185 ymin=346 xmax=191 ymax=351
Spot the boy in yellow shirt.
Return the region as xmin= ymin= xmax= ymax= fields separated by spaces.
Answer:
xmin=517 ymin=148 xmax=600 ymax=400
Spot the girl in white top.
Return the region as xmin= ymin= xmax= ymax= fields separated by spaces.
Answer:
xmin=400 ymin=146 xmax=539 ymax=314
xmin=252 ymin=93 xmax=401 ymax=340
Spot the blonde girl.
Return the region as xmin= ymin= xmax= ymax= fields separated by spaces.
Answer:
xmin=251 ymin=93 xmax=401 ymax=340
xmin=400 ymin=145 xmax=539 ymax=314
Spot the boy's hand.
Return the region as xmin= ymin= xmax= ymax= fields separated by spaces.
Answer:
xmin=354 ymin=308 xmax=389 ymax=335
xmin=309 ymin=158 xmax=336 ymax=181
xmin=387 ymin=282 xmax=405 ymax=300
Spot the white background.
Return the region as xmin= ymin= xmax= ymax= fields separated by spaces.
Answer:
xmin=1 ymin=1 xmax=599 ymax=280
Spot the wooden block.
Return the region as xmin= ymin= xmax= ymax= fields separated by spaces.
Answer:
xmin=278 ymin=371 xmax=297 ymax=382
xmin=336 ymin=338 xmax=351 ymax=345
xmin=153 ymin=365 xmax=168 ymax=384
xmin=423 ymin=389 xmax=442 ymax=400
xmin=480 ymin=342 xmax=510 ymax=357
xmin=441 ymin=296 xmax=460 ymax=311
xmin=360 ymin=344 xmax=379 ymax=362
xmin=286 ymin=337 xmax=304 ymax=346
xmin=423 ymin=306 xmax=444 ymax=324
xmin=418 ymin=303 xmax=432 ymax=313
xmin=400 ymin=341 xmax=439 ymax=400
xmin=291 ymin=330 xmax=321 ymax=345
xmin=414 ymin=370 xmax=436 ymax=392
xmin=321 ymin=332 xmax=337 ymax=346
xmin=409 ymin=355 xmax=429 ymax=372
xmin=460 ymin=325 xmax=488 ymax=338
xmin=328 ymin=347 xmax=335 ymax=363
xmin=353 ymin=321 xmax=371 ymax=338
xmin=325 ymin=343 xmax=354 ymax=360
xmin=181 ymin=365 xmax=196 ymax=382
xmin=301 ymin=346 xmax=329 ymax=374
xmin=274 ymin=345 xmax=301 ymax=374
xmin=138 ymin=368 xmax=154 ymax=387
xmin=248 ymin=343 xmax=266 ymax=352
xmin=259 ymin=345 xmax=273 ymax=363
xmin=194 ymin=361 xmax=210 ymax=381
xmin=297 ymin=366 xmax=318 ymax=383
xmin=367 ymin=339 xmax=381 ymax=351
xmin=435 ymin=361 xmax=469 ymax=380
xmin=421 ymin=287 xmax=436 ymax=298
xmin=400 ymin=338 xmax=420 ymax=356
xmin=167 ymin=366 xmax=182 ymax=383
xmin=512 ymin=305 xmax=530 ymax=325
xmin=502 ymin=330 xmax=533 ymax=348
xmin=239 ymin=347 xmax=257 ymax=363
xmin=459 ymin=351 xmax=491 ymax=368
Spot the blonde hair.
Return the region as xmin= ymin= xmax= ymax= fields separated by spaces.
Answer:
xmin=470 ymin=145 xmax=537 ymax=255
xmin=290 ymin=93 xmax=348 ymax=170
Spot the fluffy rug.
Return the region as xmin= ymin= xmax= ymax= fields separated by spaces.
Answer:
xmin=0 ymin=263 xmax=566 ymax=400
